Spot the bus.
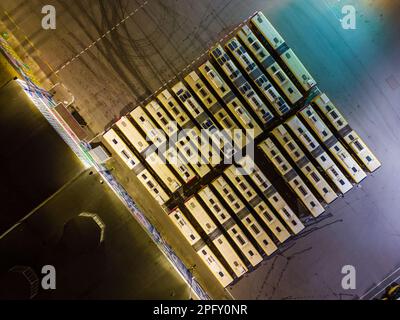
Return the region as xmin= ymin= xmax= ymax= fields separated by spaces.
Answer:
xmin=272 ymin=124 xmax=338 ymax=204
xmin=210 ymin=44 xmax=274 ymax=125
xmin=237 ymin=25 xmax=302 ymax=104
xmin=137 ymin=168 xmax=170 ymax=205
xmin=115 ymin=116 xmax=149 ymax=153
xmin=224 ymin=165 xmax=291 ymax=243
xmin=198 ymin=186 xmax=233 ymax=226
xmin=103 ymin=128 xmax=140 ymax=170
xmin=185 ymin=70 xmax=218 ymax=109
xmin=300 ymin=105 xmax=367 ymax=183
xmin=157 ymin=89 xmax=191 ymax=128
xmin=285 ymin=115 xmax=353 ymax=194
xmin=169 ymin=208 xmax=233 ymax=287
xmin=198 ymin=61 xmax=232 ymax=101
xmin=250 ymin=11 xmax=316 ymax=91
xmin=312 ymin=93 xmax=381 ymax=172
xmin=212 ymin=176 xmax=278 ymax=257
xmin=197 ymin=245 xmax=234 ymax=288
xmin=221 ymin=217 xmax=264 ymax=266
xmin=259 ymin=138 xmax=325 ymax=217
xmin=225 ymin=37 xmax=290 ymax=116
xmin=169 ymin=207 xmax=201 ymax=245
xmin=145 ymin=152 xmax=181 ymax=192
xmin=145 ymin=100 xmax=178 ymax=137
xmin=236 ymin=156 xmax=305 ymax=234
xmin=198 ymin=61 xmax=263 ymax=137
xmin=130 ymin=106 xmax=166 ymax=148
xmin=212 ymin=233 xmax=248 ymax=277
xmin=184 ymin=197 xmax=248 ymax=277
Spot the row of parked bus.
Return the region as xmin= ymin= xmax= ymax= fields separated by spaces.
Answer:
xmin=202 ymin=10 xmax=321 ymax=133
xmin=170 ymin=155 xmax=306 ymax=287
xmin=312 ymin=93 xmax=381 ymax=172
xmin=103 ymin=128 xmax=172 ymax=205
xmin=103 ymin=117 xmax=306 ymax=286
xmin=250 ymin=12 xmax=317 ymax=92
xmin=259 ymin=138 xmax=326 ymax=218
xmin=99 ymin=63 xmax=302 ymax=285
xmin=257 ymin=95 xmax=380 ymax=217
xmin=198 ymin=61 xmax=263 ymax=137
xmin=248 ymin=12 xmax=379 ymax=215
xmin=194 ymin=10 xmax=318 ymax=138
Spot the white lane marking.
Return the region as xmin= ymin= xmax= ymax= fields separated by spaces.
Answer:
xmin=54 ymin=1 xmax=149 ymax=74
